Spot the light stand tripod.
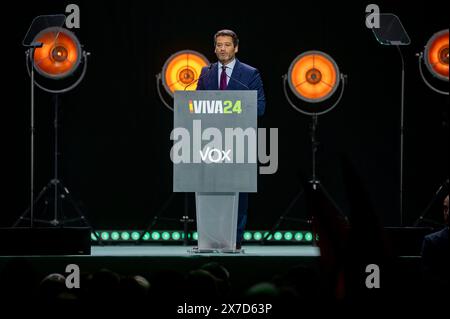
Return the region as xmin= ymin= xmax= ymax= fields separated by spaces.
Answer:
xmin=136 ymin=193 xmax=194 ymax=245
xmin=14 ymin=18 xmax=99 ymax=241
xmin=261 ymin=115 xmax=345 ymax=243
xmin=262 ymin=51 xmax=346 ymax=244
xmin=412 ymin=29 xmax=449 ymax=226
xmin=14 ymin=94 xmax=92 ymax=228
xmin=413 ymin=178 xmax=449 ymax=227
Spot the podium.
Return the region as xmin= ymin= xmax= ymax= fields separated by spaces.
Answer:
xmin=172 ymin=90 xmax=257 ymax=252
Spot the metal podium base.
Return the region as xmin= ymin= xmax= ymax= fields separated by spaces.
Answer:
xmin=188 ymin=246 xmax=245 ymax=254
xmin=195 ymin=192 xmax=239 ymax=251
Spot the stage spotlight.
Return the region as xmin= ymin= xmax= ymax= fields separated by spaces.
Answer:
xmin=156 ymin=50 xmax=209 ymax=110
xmin=424 ymin=29 xmax=449 ymax=81
xmin=287 ymin=50 xmax=340 ymax=104
xmin=418 ymin=29 xmax=449 ymax=95
xmin=162 ymin=50 xmax=209 ymax=95
xmin=32 ymin=27 xmax=82 ymax=80
xmin=283 ymin=50 xmax=345 ymax=115
xmin=15 ymin=15 xmax=94 ymax=236
xmin=267 ymin=50 xmax=346 ymax=242
xmin=25 ymin=24 xmax=89 ymax=94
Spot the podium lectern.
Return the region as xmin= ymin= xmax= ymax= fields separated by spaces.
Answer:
xmin=172 ymin=90 xmax=257 ymax=252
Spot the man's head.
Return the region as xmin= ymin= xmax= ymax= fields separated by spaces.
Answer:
xmin=214 ymin=29 xmax=238 ymax=65
xmin=444 ymin=194 xmax=449 ymax=226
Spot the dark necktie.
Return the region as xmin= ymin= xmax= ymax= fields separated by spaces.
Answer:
xmin=220 ymin=65 xmax=227 ymax=90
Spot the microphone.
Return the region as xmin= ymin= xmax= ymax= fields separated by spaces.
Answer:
xmin=184 ymin=64 xmax=213 ymax=90
xmin=223 ymin=66 xmax=250 ymax=89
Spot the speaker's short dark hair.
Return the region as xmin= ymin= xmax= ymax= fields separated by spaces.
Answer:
xmin=214 ymin=29 xmax=239 ymax=47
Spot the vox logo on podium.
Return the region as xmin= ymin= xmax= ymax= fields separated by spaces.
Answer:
xmin=188 ymin=99 xmax=242 ymax=114
xmin=171 ymin=120 xmax=279 ymax=174
xmin=199 ymin=147 xmax=232 ymax=163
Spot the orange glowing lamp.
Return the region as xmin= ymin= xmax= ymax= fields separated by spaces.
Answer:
xmin=161 ymin=50 xmax=209 ymax=96
xmin=424 ymin=29 xmax=449 ymax=82
xmin=287 ymin=51 xmax=340 ymax=103
xmin=32 ymin=27 xmax=82 ymax=79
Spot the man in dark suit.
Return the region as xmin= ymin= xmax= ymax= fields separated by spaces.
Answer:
xmin=196 ymin=29 xmax=266 ymax=249
xmin=421 ymin=194 xmax=449 ymax=287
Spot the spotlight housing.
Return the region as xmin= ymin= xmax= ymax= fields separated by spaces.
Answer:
xmin=32 ymin=27 xmax=82 ymax=80
xmin=424 ymin=29 xmax=449 ymax=82
xmin=287 ymin=50 xmax=340 ymax=104
xmin=161 ymin=50 xmax=209 ymax=96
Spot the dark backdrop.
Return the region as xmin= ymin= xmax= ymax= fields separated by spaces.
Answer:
xmin=2 ymin=0 xmax=448 ymax=230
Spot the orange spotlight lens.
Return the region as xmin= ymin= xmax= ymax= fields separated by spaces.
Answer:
xmin=32 ymin=27 xmax=81 ymax=79
xmin=162 ymin=50 xmax=209 ymax=96
xmin=288 ymin=51 xmax=340 ymax=103
xmin=425 ymin=29 xmax=449 ymax=81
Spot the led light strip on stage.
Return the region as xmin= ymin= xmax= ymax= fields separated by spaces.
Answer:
xmin=90 ymin=230 xmax=317 ymax=243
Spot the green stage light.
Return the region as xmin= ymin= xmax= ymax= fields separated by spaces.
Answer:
xmin=90 ymin=229 xmax=316 ymax=243
xmin=253 ymin=232 xmax=262 ymax=240
xmin=111 ymin=232 xmax=120 ymax=241
xmin=172 ymin=232 xmax=181 ymax=240
xmin=295 ymin=232 xmax=303 ymax=241
xmin=131 ymin=232 xmax=140 ymax=240
xmin=142 ymin=232 xmax=150 ymax=241
xmin=162 ymin=232 xmax=171 ymax=240
xmin=305 ymin=232 xmax=313 ymax=241
xmin=152 ymin=232 xmax=161 ymax=240
xmin=274 ymin=232 xmax=283 ymax=241
xmin=264 ymin=232 xmax=273 ymax=240
xmin=101 ymin=232 xmax=110 ymax=240
xmin=284 ymin=232 xmax=293 ymax=240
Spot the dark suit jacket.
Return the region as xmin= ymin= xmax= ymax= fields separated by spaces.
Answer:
xmin=196 ymin=59 xmax=265 ymax=215
xmin=196 ymin=59 xmax=266 ymax=116
xmin=421 ymin=227 xmax=449 ymax=284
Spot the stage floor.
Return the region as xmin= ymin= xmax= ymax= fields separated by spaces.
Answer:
xmin=90 ymin=245 xmax=320 ymax=257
